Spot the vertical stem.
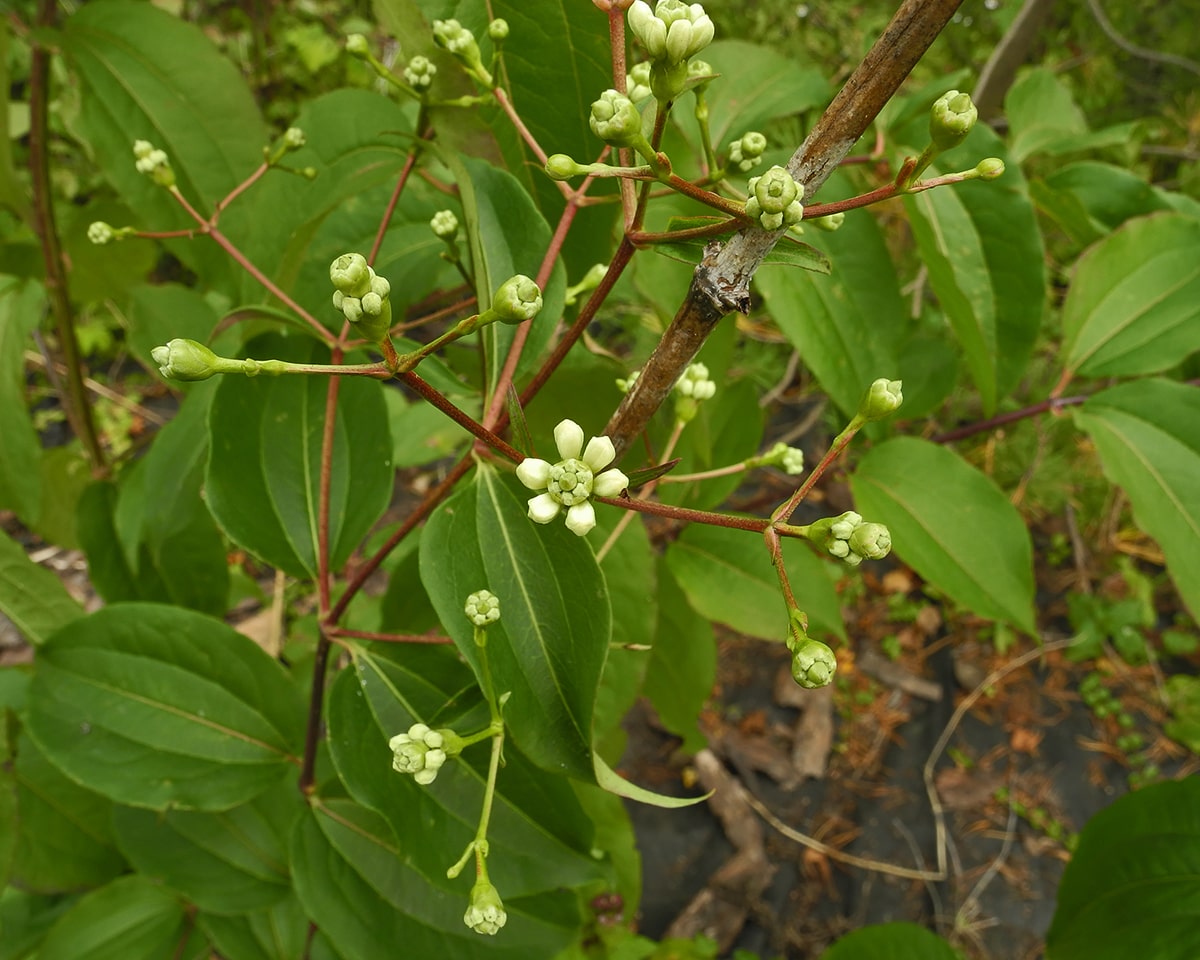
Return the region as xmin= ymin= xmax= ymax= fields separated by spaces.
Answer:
xmin=299 ymin=631 xmax=332 ymax=794
xmin=29 ymin=0 xmax=107 ymax=475
xmin=368 ymin=146 xmax=420 ymax=267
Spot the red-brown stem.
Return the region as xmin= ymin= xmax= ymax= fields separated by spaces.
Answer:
xmin=325 ymin=454 xmax=475 ymax=625
xmin=931 ymin=393 xmax=1087 ymax=444
xmin=483 ymin=194 xmax=582 ymax=427
xmin=630 ymin=217 xmax=742 ymax=245
xmin=213 ymin=162 xmax=269 ymax=221
xmin=368 ymin=148 xmax=419 ymax=267
xmin=29 ymin=0 xmax=107 ymax=475
xmin=763 ymin=526 xmax=799 ymax=613
xmin=299 ymin=629 xmax=332 ymax=794
xmin=607 ymin=7 xmax=638 ymax=221
xmin=663 ymin=174 xmax=749 ymax=219
xmin=400 ymin=371 xmax=522 ymax=462
xmin=774 ymin=423 xmax=861 ymax=524
xmin=595 ymin=494 xmax=773 ymax=534
xmin=326 ymin=627 xmax=453 ymax=645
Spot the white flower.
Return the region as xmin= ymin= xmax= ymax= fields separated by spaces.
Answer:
xmin=516 ymin=419 xmax=629 ymax=537
xmin=628 ymin=0 xmax=714 ymax=65
xmin=464 ymin=880 xmax=507 ymax=935
xmin=389 ymin=723 xmax=448 ymax=785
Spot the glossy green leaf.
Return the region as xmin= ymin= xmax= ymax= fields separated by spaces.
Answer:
xmin=0 ymin=279 xmax=43 ymax=523
xmin=1062 ymin=213 xmax=1200 ymax=378
xmin=326 ymin=644 xmax=607 ymax=897
xmin=28 ymin=604 xmax=303 ymax=811
xmin=1073 ymin=379 xmax=1200 ymax=620
xmin=665 ymin=523 xmax=846 ymax=641
xmin=112 ymin=779 xmax=299 ymax=915
xmin=36 ymin=875 xmax=207 ymax=960
xmin=76 ymin=481 xmax=144 ymax=605
xmin=11 ymin=732 xmax=126 ymax=893
xmin=851 ymin=437 xmax=1036 ymax=632
xmin=903 ymin=126 xmax=1045 ymax=413
xmin=756 ymin=171 xmax=904 ymax=418
xmin=127 ymin=284 xmax=224 ymax=374
xmin=199 ymin=895 xmax=310 ymax=960
xmin=0 ymin=530 xmax=83 ymax=647
xmin=1005 ymin=67 xmax=1088 ymax=162
xmin=642 ymin=560 xmax=715 ymax=754
xmin=206 ymin=333 xmax=393 ymax=579
xmin=822 ymin=922 xmax=960 ymax=959
xmin=30 ymin=447 xmax=93 ymax=551
xmin=62 ymin=1 xmax=266 ymax=295
xmin=0 ymin=888 xmax=75 ymax=960
xmin=292 ymin=799 xmax=584 ymax=960
xmin=1044 ymin=162 xmax=1173 ymax=233
xmin=1047 ymin=778 xmax=1200 ymax=960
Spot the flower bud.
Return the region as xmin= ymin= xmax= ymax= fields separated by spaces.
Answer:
xmin=790 ymin=637 xmax=837 ymax=689
xmin=88 ymin=221 xmax=115 ymax=245
xmin=433 ymin=19 xmax=489 ymax=82
xmin=430 ymin=209 xmax=459 ymax=239
xmin=589 ymin=90 xmax=644 ymax=148
xmin=810 ymin=212 xmax=845 ymax=232
xmin=728 ymin=131 xmax=767 ymax=173
xmin=345 ymin=34 xmax=370 ymax=58
xmin=465 ymin=589 xmax=501 ymax=626
xmin=283 ymin=127 xmax=306 ymax=149
xmin=330 ymin=252 xmax=372 ymax=297
xmin=930 ymin=90 xmax=977 ymax=152
xmin=626 ymin=61 xmax=652 ymax=103
xmin=975 ymin=157 xmax=1005 ymax=180
xmin=848 ymin=522 xmax=892 ymax=561
xmin=616 ymin=370 xmax=640 ymax=394
xmin=629 ymin=0 xmax=714 ymax=66
xmin=674 ymin=362 xmax=715 ymax=399
xmin=389 ymin=723 xmax=456 ymax=785
xmin=859 ymin=378 xmax=903 ymax=421
xmin=545 ymin=154 xmax=589 ymax=181
xmin=491 ymin=275 xmax=543 ymax=324
xmin=744 ymin=165 xmax=804 ymax=231
xmin=151 ymin=339 xmax=220 ymax=382
xmin=464 ymin=880 xmax=507 ymax=935
xmin=132 ymin=140 xmax=175 ymax=188
xmin=807 ymin=511 xmax=864 ymax=565
xmin=404 ymin=55 xmax=437 ymax=91
xmin=488 ymin=18 xmax=509 ymax=40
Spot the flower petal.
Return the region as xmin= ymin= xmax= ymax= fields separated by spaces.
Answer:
xmin=553 ymin=419 xmax=584 ymax=460
xmin=593 ymin=469 xmax=629 ymax=498
xmin=527 ymin=493 xmax=561 ymax=524
xmin=582 ymin=434 xmax=616 ymax=472
xmin=564 ymin=502 xmax=596 ymax=537
xmin=515 ymin=458 xmax=552 ymax=490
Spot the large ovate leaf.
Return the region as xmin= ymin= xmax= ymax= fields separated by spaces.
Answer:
xmin=27 ymin=604 xmax=303 ymax=811
xmin=1073 ymin=379 xmax=1200 ymax=620
xmin=206 ymin=333 xmax=393 ymax=579
xmin=291 ymin=799 xmax=584 ymax=960
xmin=665 ymin=523 xmax=846 ymax=642
xmin=1062 ymin=213 xmax=1200 ymax=378
xmin=822 ymin=922 xmax=960 ymax=959
xmin=1044 ymin=162 xmax=1173 ymax=233
xmin=851 ymin=437 xmax=1036 ymax=632
xmin=0 ymin=530 xmax=83 ymax=647
xmin=0 ymin=279 xmax=43 ymax=523
xmin=1047 ymin=778 xmax=1200 ymax=960
xmin=112 ymin=778 xmax=299 ymax=915
xmin=36 ymin=875 xmax=208 ymax=960
xmin=199 ymin=895 xmax=310 ymax=960
xmin=62 ymin=1 xmax=266 ymax=295
xmin=902 ymin=126 xmax=1045 ymax=413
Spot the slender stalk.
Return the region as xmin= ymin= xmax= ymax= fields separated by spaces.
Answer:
xmin=316 ymin=361 xmax=342 ymax=617
xmin=593 ymin=494 xmax=772 ymax=534
xmin=299 ymin=630 xmax=332 ymax=794
xmin=325 ymin=627 xmax=453 ymax=644
xmin=772 ymin=419 xmax=863 ymax=524
xmin=400 ymin=371 xmax=523 ymax=462
xmin=213 ymin=162 xmax=269 ymax=221
xmin=29 ymin=0 xmax=107 ymax=474
xmin=368 ymin=147 xmax=420 ymax=267
xmin=596 ymin=419 xmax=685 ymax=562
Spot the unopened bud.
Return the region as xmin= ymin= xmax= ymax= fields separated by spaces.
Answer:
xmin=859 ymin=378 xmax=903 ymax=421
xmin=930 ymin=90 xmax=977 ymax=152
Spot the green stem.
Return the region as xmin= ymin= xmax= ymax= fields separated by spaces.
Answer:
xmin=694 ymin=88 xmax=719 ymax=176
xmin=658 ymin=461 xmax=746 ymax=483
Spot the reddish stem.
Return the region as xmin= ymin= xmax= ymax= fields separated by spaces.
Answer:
xmin=326 ymin=627 xmax=453 ymax=645
xmin=368 ymin=148 xmax=420 ymax=267
xmin=400 ymin=371 xmax=523 ymax=463
xmin=299 ymin=630 xmax=331 ymax=794
xmin=595 ymin=494 xmax=772 ymax=534
xmin=213 ymin=162 xmax=269 ymax=221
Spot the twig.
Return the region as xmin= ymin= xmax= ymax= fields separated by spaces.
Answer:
xmin=1085 ymin=0 xmax=1200 ymax=77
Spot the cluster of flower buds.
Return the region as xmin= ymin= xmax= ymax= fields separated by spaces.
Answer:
xmin=745 ymin=165 xmax=804 ymax=231
xmin=432 ymin=19 xmax=493 ymax=86
xmin=673 ymin=361 xmax=715 ymax=423
xmin=627 ymin=0 xmax=715 ymax=101
xmin=858 ymin=378 xmax=903 ymax=422
xmin=807 ymin=511 xmax=892 ymax=567
xmin=465 ymin=589 xmax=501 ymax=627
xmin=389 ymin=722 xmax=466 ymax=786
xmin=464 ymin=879 xmax=507 ymax=935
xmin=403 ymin=55 xmax=437 ymax=92
xmin=517 ymin=419 xmax=630 ymax=536
xmin=746 ymin=440 xmax=805 ymax=476
xmin=329 ymin=253 xmax=393 ymax=343
xmin=86 ymin=221 xmax=137 ymax=245
xmin=589 ymin=90 xmax=645 ymax=149
xmin=430 ymin=209 xmax=459 ymax=241
xmin=626 ymin=61 xmax=652 ymax=103
xmin=133 ymin=140 xmax=175 ymax=188
xmin=786 ymin=626 xmax=837 ymax=689
xmin=728 ymin=131 xmax=767 ymax=173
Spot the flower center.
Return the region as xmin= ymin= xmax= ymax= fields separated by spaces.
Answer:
xmin=547 ymin=458 xmax=594 ymax=506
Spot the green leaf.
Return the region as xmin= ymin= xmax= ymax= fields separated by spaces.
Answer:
xmin=1073 ymin=379 xmax=1200 ymax=620
xmin=206 ymin=333 xmax=393 ymax=578
xmin=665 ymin=523 xmax=846 ymax=641
xmin=642 ymin=560 xmax=715 ymax=754
xmin=851 ymin=437 xmax=1036 ymax=632
xmin=62 ymin=1 xmax=266 ymax=296
xmin=0 ymin=888 xmax=75 ymax=960
xmin=1062 ymin=213 xmax=1200 ymax=378
xmin=30 ymin=447 xmax=93 ymax=551
xmin=1045 ymin=161 xmax=1173 ymax=233
xmin=326 ymin=645 xmax=608 ymax=896
xmin=0 ymin=530 xmax=83 ymax=647
xmin=35 ymin=875 xmax=207 ymax=960
xmin=199 ymin=895 xmax=310 ymax=960
xmin=127 ymin=284 xmax=224 ymax=374
xmin=756 ymin=171 xmax=904 ymax=418
xmin=11 ymin=731 xmax=126 ymax=893
xmin=291 ymin=799 xmax=584 ymax=960
xmin=112 ymin=779 xmax=299 ymax=915
xmin=902 ymin=125 xmax=1045 ymax=413
xmin=1047 ymin=778 xmax=1200 ymax=960
xmin=1005 ymin=67 xmax=1088 ymax=163
xmin=27 ymin=604 xmax=303 ymax=811
xmin=0 ymin=279 xmax=44 ymax=523
xmin=822 ymin=922 xmax=960 ymax=958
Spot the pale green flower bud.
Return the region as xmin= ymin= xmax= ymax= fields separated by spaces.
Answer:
xmin=430 ymin=209 xmax=459 ymax=239
xmin=781 ymin=446 xmax=805 ymax=475
xmin=728 ymin=131 xmax=767 ymax=173
xmin=151 ymin=339 xmax=220 ymax=382
xmin=389 ymin=723 xmax=457 ymax=785
xmin=808 ymin=511 xmax=864 ymax=565
xmin=564 ymin=262 xmax=609 ymax=306
xmin=744 ymin=165 xmax=804 ymax=231
xmin=626 ymin=61 xmax=653 ymax=103
xmin=464 ymin=880 xmax=507 ymax=935
xmin=849 ymin=522 xmax=891 ymax=561
xmin=341 ymin=297 xmax=364 ymax=322
xmin=465 ymin=589 xmax=501 ymax=626
xmin=433 ymin=18 xmax=490 ymax=82
xmin=790 ymin=637 xmax=837 ymax=689
xmin=589 ymin=89 xmax=643 ymax=148
xmin=132 ymin=141 xmax=175 ymax=188
xmin=488 ymin=18 xmax=509 ymax=40
xmin=491 ymin=275 xmax=543 ymax=324
xmin=362 ymin=292 xmax=383 ymax=315
xmin=746 ymin=441 xmax=804 ymax=474
xmin=283 ymin=127 xmax=306 ymax=149
xmin=675 ymin=362 xmax=715 ymax=399
xmin=345 ymin=34 xmax=370 ymax=58
xmin=687 ymin=58 xmax=714 ymax=86
xmin=930 ymin=90 xmax=977 ymax=152
xmin=810 ymin=211 xmax=845 ymax=232
xmin=616 ymin=370 xmax=640 ymax=394
xmin=404 ymin=55 xmax=437 ymax=91
xmin=545 ymin=154 xmax=589 ymax=181
xmin=330 ymin=252 xmax=372 ymax=297
xmin=88 ymin=221 xmax=115 ymax=245
xmin=975 ymin=157 xmax=1005 ymax=180
xmin=629 ymin=0 xmax=714 ymax=65
xmin=859 ymin=378 xmax=903 ymax=421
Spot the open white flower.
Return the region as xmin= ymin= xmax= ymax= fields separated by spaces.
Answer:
xmin=516 ymin=419 xmax=629 ymax=536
